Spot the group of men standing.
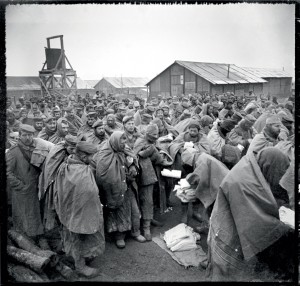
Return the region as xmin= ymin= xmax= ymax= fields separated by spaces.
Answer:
xmin=6 ymin=90 xmax=295 ymax=280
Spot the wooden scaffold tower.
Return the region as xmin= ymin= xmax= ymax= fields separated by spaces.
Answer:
xmin=39 ymin=35 xmax=77 ymax=99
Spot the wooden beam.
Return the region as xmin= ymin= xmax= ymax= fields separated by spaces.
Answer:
xmin=46 ymin=35 xmax=63 ymax=41
xmin=39 ymin=77 xmax=51 ymax=97
xmin=65 ymin=55 xmax=73 ymax=70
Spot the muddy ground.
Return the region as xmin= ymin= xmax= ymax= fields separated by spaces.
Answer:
xmin=80 ymin=189 xmax=293 ymax=283
xmin=8 ymin=187 xmax=292 ymax=282
xmin=87 ymin=191 xmax=208 ymax=282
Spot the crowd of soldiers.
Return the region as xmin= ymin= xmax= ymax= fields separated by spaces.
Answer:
xmin=6 ymin=90 xmax=295 ymax=281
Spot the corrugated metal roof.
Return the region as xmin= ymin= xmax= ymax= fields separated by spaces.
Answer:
xmin=6 ymin=76 xmax=41 ymax=91
xmin=102 ymin=77 xmax=149 ymax=88
xmin=7 ymin=76 xmax=94 ymax=90
xmin=76 ymin=77 xmax=95 ymax=89
xmin=241 ymin=67 xmax=292 ymax=78
xmin=85 ymin=80 xmax=99 ymax=88
xmin=175 ymin=61 xmax=267 ymax=85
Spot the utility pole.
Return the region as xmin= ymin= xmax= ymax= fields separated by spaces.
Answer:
xmin=227 ymin=64 xmax=230 ymax=78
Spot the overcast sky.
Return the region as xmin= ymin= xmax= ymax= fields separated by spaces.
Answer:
xmin=6 ymin=4 xmax=295 ymax=81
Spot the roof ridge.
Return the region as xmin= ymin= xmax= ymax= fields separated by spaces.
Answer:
xmin=176 ymin=60 xmax=234 ymax=66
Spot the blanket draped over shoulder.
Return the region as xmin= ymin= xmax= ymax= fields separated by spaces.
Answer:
xmin=95 ymin=131 xmax=128 ymax=209
xmin=207 ymin=151 xmax=291 ymax=280
xmin=54 ymin=155 xmax=103 ymax=234
xmin=186 ymin=152 xmax=229 ymax=209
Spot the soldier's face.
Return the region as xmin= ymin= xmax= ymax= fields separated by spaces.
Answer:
xmin=34 ymin=121 xmax=43 ymax=131
xmin=66 ymin=145 xmax=75 ymax=155
xmin=61 ymin=123 xmax=69 ymax=136
xmin=87 ymin=116 xmax=96 ymax=127
xmin=156 ymin=110 xmax=164 ymax=120
xmin=20 ymin=131 xmax=34 ymax=146
xmin=124 ymin=120 xmax=135 ymax=133
xmin=54 ymin=112 xmax=61 ymax=119
xmin=46 ymin=120 xmax=57 ymax=131
xmin=95 ymin=125 xmax=105 ymax=136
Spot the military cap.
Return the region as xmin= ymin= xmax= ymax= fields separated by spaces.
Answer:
xmin=44 ymin=116 xmax=56 ymax=123
xmin=92 ymin=119 xmax=104 ymax=128
xmin=155 ymin=106 xmax=164 ymax=113
xmin=188 ymin=119 xmax=200 ymax=130
xmin=65 ymin=134 xmax=77 ymax=146
xmin=19 ymin=124 xmax=35 ymax=133
xmin=76 ymin=141 xmax=98 ymax=155
xmin=122 ymin=115 xmax=134 ymax=124
xmin=64 ymin=106 xmax=74 ymax=112
xmin=106 ymin=109 xmax=115 ymax=114
xmin=33 ymin=116 xmax=44 ymax=122
xmin=175 ymin=105 xmax=183 ymax=113
xmin=87 ymin=111 xmax=97 ymax=117
xmin=146 ymin=105 xmax=155 ymax=113
xmin=181 ymin=101 xmax=190 ymax=108
xmin=95 ymin=104 xmax=104 ymax=110
xmin=266 ymin=115 xmax=281 ymax=125
xmin=142 ymin=113 xmax=153 ymax=119
xmin=52 ymin=106 xmax=61 ymax=112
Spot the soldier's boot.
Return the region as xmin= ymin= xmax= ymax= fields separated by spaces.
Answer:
xmin=143 ymin=219 xmax=152 ymax=241
xmin=75 ymin=257 xmax=99 ymax=278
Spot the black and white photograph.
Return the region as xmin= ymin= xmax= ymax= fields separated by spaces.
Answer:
xmin=3 ymin=2 xmax=297 ymax=283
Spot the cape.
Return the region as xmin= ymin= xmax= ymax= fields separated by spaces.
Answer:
xmin=54 ymin=155 xmax=103 ymax=234
xmin=186 ymin=152 xmax=229 ymax=209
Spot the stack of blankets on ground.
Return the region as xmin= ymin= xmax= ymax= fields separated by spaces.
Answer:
xmin=163 ymin=223 xmax=200 ymax=252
